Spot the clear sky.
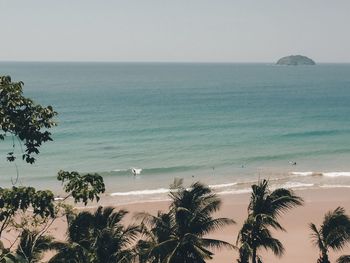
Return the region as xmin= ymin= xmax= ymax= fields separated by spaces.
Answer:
xmin=1 ymin=0 xmax=349 ymax=62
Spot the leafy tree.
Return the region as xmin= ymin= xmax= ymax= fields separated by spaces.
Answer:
xmin=0 ymin=187 xmax=55 ymax=238
xmin=0 ymin=170 xmax=105 ymax=241
xmin=309 ymin=207 xmax=350 ymax=263
xmin=138 ymin=182 xmax=235 ymax=263
xmin=237 ymin=179 xmax=304 ymax=263
xmin=0 ymin=76 xmax=106 ymax=262
xmin=57 ymin=170 xmax=105 ymax=205
xmin=0 ymin=75 xmax=56 ymax=164
xmin=0 ymin=75 xmax=58 ymax=248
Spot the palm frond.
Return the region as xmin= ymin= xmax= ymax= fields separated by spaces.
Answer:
xmin=201 ymin=238 xmax=236 ymax=250
xmin=192 ymin=217 xmax=235 ymax=236
xmin=48 ymin=241 xmax=89 ymax=263
xmin=337 ymin=255 xmax=350 ymax=263
xmin=191 ymin=244 xmax=214 ymax=260
xmin=322 ymin=207 xmax=350 ymax=251
xmin=150 ymin=239 xmax=178 ymax=259
xmin=256 ymin=214 xmax=285 ymax=231
xmin=16 ymin=230 xmax=54 ymax=263
xmin=108 ymin=209 xmax=128 ymax=228
xmin=67 ymin=211 xmax=94 ymax=243
xmin=195 ymin=198 xmax=222 ymax=217
xmin=309 ymin=223 xmax=325 ymax=251
xmin=259 ymin=236 xmax=284 ymax=257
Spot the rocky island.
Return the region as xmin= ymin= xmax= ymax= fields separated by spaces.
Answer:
xmin=276 ymin=55 xmax=316 ymax=65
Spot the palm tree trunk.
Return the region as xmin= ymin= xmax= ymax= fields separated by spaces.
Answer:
xmin=252 ymin=249 xmax=257 ymax=263
xmin=319 ymin=250 xmax=330 ymax=263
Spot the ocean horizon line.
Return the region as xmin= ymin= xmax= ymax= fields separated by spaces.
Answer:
xmin=1 ymin=60 xmax=350 ymax=64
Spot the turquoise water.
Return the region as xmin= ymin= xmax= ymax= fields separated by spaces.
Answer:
xmin=1 ymin=62 xmax=350 ymax=200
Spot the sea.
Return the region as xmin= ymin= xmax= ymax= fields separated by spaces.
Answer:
xmin=1 ymin=62 xmax=350 ymax=204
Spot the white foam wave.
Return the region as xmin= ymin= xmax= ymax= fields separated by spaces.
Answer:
xmin=110 ymin=188 xmax=170 ymax=196
xmin=323 ymin=172 xmax=350 ymax=177
xmin=113 ymin=169 xmax=127 ymax=172
xmin=209 ymin=182 xmax=237 ymax=189
xmin=291 ymin=171 xmax=350 ymax=177
xmin=290 ymin=171 xmax=314 ymax=176
xmin=110 ymin=182 xmax=241 ymax=197
xmin=217 ymin=188 xmax=252 ymax=195
xmin=320 ymin=184 xmax=350 ymax=189
xmin=280 ymin=182 xmax=314 ymax=189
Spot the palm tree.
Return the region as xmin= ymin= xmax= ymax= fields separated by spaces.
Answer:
xmin=50 ymin=206 xmax=139 ymax=263
xmin=13 ymin=229 xmax=54 ymax=263
xmin=0 ymin=230 xmax=53 ymax=263
xmin=136 ymin=211 xmax=173 ymax=263
xmin=137 ymin=182 xmax=235 ymax=263
xmin=48 ymin=242 xmax=89 ymax=263
xmin=338 ymin=255 xmax=350 ymax=263
xmin=49 ymin=210 xmax=95 ymax=263
xmin=309 ymin=207 xmax=350 ymax=263
xmin=0 ymin=253 xmax=26 ymax=263
xmin=237 ymin=179 xmax=304 ymax=263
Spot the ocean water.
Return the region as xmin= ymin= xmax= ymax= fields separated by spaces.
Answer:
xmin=1 ymin=62 xmax=350 ymax=203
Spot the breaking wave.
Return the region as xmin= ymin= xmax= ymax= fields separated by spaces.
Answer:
xmin=291 ymin=171 xmax=350 ymax=177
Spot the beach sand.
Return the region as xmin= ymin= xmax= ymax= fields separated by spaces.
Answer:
xmin=115 ymin=187 xmax=350 ymax=263
xmin=5 ymin=187 xmax=350 ymax=262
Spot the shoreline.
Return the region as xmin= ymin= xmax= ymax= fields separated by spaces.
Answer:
xmin=3 ymin=160 xmax=350 ymax=193
xmin=70 ymin=177 xmax=350 ymax=207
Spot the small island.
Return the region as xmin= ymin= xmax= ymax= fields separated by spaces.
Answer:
xmin=276 ymin=55 xmax=316 ymax=65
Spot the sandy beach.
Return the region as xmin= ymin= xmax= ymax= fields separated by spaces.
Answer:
xmin=112 ymin=187 xmax=350 ymax=263
xmin=4 ymin=187 xmax=349 ymax=262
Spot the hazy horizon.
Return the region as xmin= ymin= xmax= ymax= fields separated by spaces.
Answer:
xmin=1 ymin=0 xmax=350 ymax=63
xmin=1 ymin=60 xmax=350 ymax=64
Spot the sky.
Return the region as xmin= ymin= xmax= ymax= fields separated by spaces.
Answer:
xmin=0 ymin=0 xmax=349 ymax=63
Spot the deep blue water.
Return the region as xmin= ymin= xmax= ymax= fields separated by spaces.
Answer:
xmin=1 ymin=62 xmax=350 ymax=196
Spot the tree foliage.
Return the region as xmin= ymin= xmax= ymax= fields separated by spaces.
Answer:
xmin=0 ymin=170 xmax=106 ymax=262
xmin=337 ymin=255 xmax=350 ymax=263
xmin=237 ymin=179 xmax=303 ymax=263
xmin=0 ymin=75 xmax=56 ymax=164
xmin=50 ymin=206 xmax=139 ymax=263
xmin=0 ymin=76 xmax=108 ymax=262
xmin=309 ymin=207 xmax=350 ymax=263
xmin=15 ymin=229 xmax=54 ymax=263
xmin=137 ymin=182 xmax=235 ymax=263
xmin=0 ymin=187 xmax=55 ymax=238
xmin=57 ymin=170 xmax=105 ymax=205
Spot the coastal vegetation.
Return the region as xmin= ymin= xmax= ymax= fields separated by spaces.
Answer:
xmin=136 ymin=182 xmax=235 ymax=263
xmin=0 ymin=75 xmax=56 ymax=165
xmin=1 ymin=76 xmax=350 ymax=262
xmin=49 ymin=206 xmax=139 ymax=263
xmin=309 ymin=207 xmax=350 ymax=263
xmin=236 ymin=179 xmax=304 ymax=263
